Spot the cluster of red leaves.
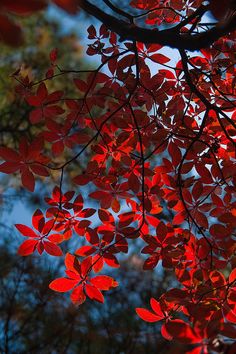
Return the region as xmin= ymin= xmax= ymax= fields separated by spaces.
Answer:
xmin=130 ymin=0 xmax=203 ymax=26
xmin=15 ymin=208 xmax=63 ymax=256
xmin=49 ymin=253 xmax=118 ymax=305
xmin=1 ymin=0 xmax=236 ymax=352
xmin=26 ymin=82 xmax=64 ymax=124
xmin=136 ymin=268 xmax=236 ymax=352
xmin=0 ymin=137 xmax=49 ymax=191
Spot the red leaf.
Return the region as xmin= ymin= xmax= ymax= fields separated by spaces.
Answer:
xmin=150 ymin=53 xmax=170 ymax=64
xmin=111 ymin=198 xmax=120 ymax=213
xmin=220 ymin=323 xmax=236 ymax=339
xmin=2 ymin=0 xmax=47 ymax=15
xmin=21 ymin=168 xmax=35 ymax=192
xmin=52 ymin=140 xmax=64 ymax=155
xmin=47 ymin=233 xmax=64 ymax=243
xmin=18 ymin=239 xmax=38 ymax=256
xmin=32 ymin=209 xmax=45 ymax=232
xmin=73 ymin=174 xmax=90 ymax=185
xmin=50 ymin=48 xmax=58 ymax=62
xmin=193 ymin=210 xmax=209 ymax=229
xmin=30 ymin=164 xmax=49 ymax=176
xmin=0 ymin=161 xmax=20 ymax=173
xmin=85 ymin=283 xmax=104 ymax=303
xmin=223 ymin=304 xmax=236 ymax=324
xmin=90 ymin=275 xmax=118 ymax=290
xmin=229 ymin=269 xmax=236 ymax=284
xmin=195 ymin=164 xmax=212 ymax=184
xmin=29 ymin=109 xmax=43 ymax=124
xmin=15 ymin=224 xmax=38 ymax=238
xmin=150 ymin=298 xmax=164 ymax=317
xmin=65 ymin=253 xmax=81 ymax=274
xmin=74 ymin=78 xmax=88 ymax=92
xmin=75 ymin=245 xmax=96 ymax=256
xmin=70 ymin=285 xmax=86 ymax=305
xmin=210 ymin=224 xmax=231 ymax=238
xmin=43 ymin=241 xmax=63 ymax=256
xmin=0 ymin=14 xmax=23 ymax=46
xmin=37 ymin=82 xmax=48 ymax=101
xmin=168 ymin=143 xmax=181 ymax=167
xmin=49 ymin=277 xmax=78 ymax=292
xmin=53 ymin=0 xmax=79 ymax=14
xmin=92 ymin=254 xmax=104 ymax=273
xmin=81 ymin=256 xmax=92 ymax=276
xmin=143 ymin=254 xmax=159 ymax=270
xmin=27 ymin=96 xmax=41 ymax=106
xmin=128 ymin=172 xmax=140 ymax=193
xmin=89 ymin=190 xmax=109 ymax=200
xmin=161 ymin=323 xmax=173 ymax=341
xmin=37 ymin=241 xmax=44 ymax=255
xmin=46 ymin=67 xmax=54 ymax=79
xmin=165 ymin=320 xmax=201 ymax=344
xmin=136 ymin=308 xmax=161 ymax=322
xmin=87 ymin=24 xmax=96 ymax=39
xmin=210 ymin=270 xmax=226 ymax=287
xmin=0 ymin=147 xmax=20 ymax=161
xmin=98 ymin=209 xmax=114 ymax=223
xmin=103 ymin=254 xmax=120 ymax=268
xmin=192 ymin=181 xmax=203 ymax=201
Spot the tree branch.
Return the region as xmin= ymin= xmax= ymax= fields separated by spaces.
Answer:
xmin=79 ymin=1 xmax=236 ymax=51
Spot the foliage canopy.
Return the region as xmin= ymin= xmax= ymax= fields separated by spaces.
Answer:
xmin=0 ymin=1 xmax=236 ymax=352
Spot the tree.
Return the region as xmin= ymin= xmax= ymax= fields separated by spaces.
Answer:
xmin=0 ymin=1 xmax=236 ymax=352
xmin=0 ymin=9 xmax=85 ymax=193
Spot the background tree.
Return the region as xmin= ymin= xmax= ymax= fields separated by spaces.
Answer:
xmin=0 ymin=10 xmax=85 ymax=193
xmin=0 ymin=1 xmax=236 ymax=353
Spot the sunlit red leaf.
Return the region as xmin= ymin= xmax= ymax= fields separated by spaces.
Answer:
xmin=15 ymin=224 xmax=38 ymax=238
xmin=75 ymin=245 xmax=96 ymax=256
xmin=150 ymin=298 xmax=164 ymax=317
xmin=18 ymin=239 xmax=38 ymax=256
xmin=92 ymin=254 xmax=104 ymax=273
xmin=136 ymin=308 xmax=162 ymax=322
xmin=70 ymin=285 xmax=86 ymax=305
xmin=90 ymin=275 xmax=118 ymax=290
xmin=43 ymin=241 xmax=63 ymax=256
xmin=111 ymin=198 xmax=120 ymax=213
xmin=49 ymin=277 xmax=78 ymax=292
xmin=85 ymin=284 xmax=104 ymax=303
xmin=161 ymin=323 xmax=173 ymax=340
xmin=65 ymin=253 xmax=80 ymax=274
xmin=32 ymin=209 xmax=45 ymax=232
xmin=81 ymin=256 xmax=92 ymax=276
xmin=229 ymin=269 xmax=236 ymax=284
